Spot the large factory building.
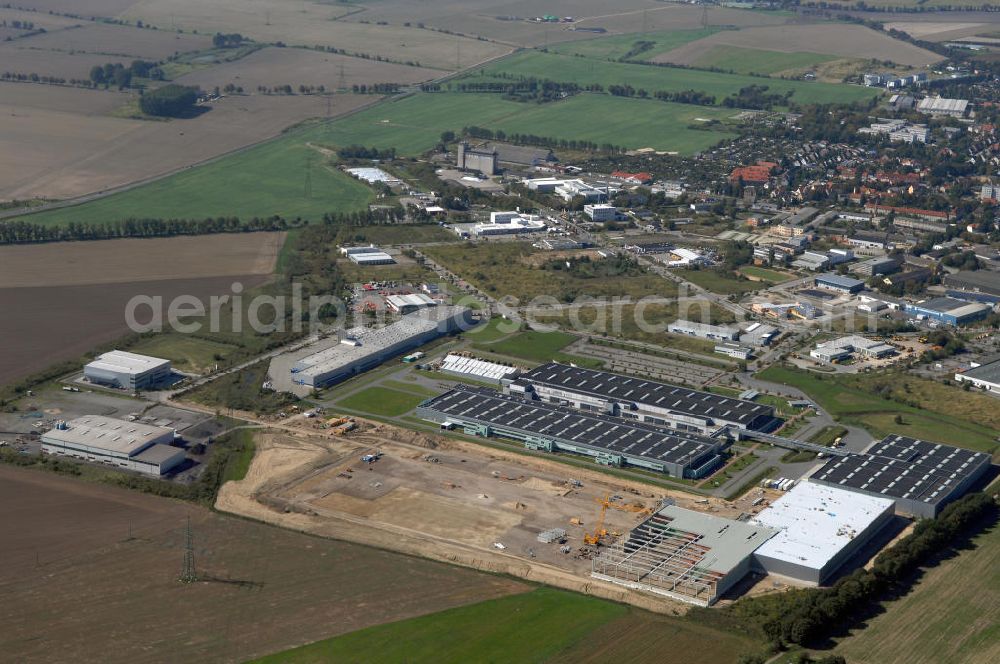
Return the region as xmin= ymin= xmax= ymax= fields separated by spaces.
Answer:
xmin=41 ymin=415 xmax=185 ymax=476
xmin=417 ymin=386 xmax=726 ymax=478
xmin=288 ymin=306 xmax=472 ymax=390
xmin=84 ymin=350 xmax=171 ymax=390
xmin=751 ymin=482 xmax=895 ymax=585
xmin=508 ymin=363 xmax=778 ymax=434
xmin=809 ymin=435 xmax=991 ymax=518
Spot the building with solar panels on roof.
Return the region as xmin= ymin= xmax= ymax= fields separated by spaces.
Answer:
xmin=416 ymin=385 xmax=726 ymax=478
xmin=809 ymin=434 xmax=992 ymax=518
xmin=506 ymin=362 xmax=778 ymax=435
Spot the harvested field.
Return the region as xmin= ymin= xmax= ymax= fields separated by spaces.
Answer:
xmin=0 ymin=465 xmax=529 ymax=664
xmin=175 ymin=47 xmax=441 ymax=92
xmin=10 ymin=0 xmax=138 ymax=14
xmin=884 ymin=21 xmax=993 ymax=42
xmin=834 ymin=520 xmax=1000 ymax=664
xmin=0 ymin=82 xmax=122 ymax=114
xmin=0 ymin=232 xmax=284 ymax=287
xmin=0 ymin=7 xmax=87 ymax=32
xmin=0 ymin=42 xmax=124 ymax=79
xmin=653 ymin=24 xmax=943 ymax=68
xmin=571 ymin=3 xmax=788 ymax=34
xmin=2 ymin=89 xmax=371 ymax=201
xmin=337 ymin=0 xmax=668 ymax=47
xmin=0 ymin=275 xmax=270 ymax=386
xmin=121 ymin=0 xmax=512 ymax=70
xmin=15 ymin=22 xmax=212 ymax=60
xmin=0 ymin=232 xmax=283 ymax=386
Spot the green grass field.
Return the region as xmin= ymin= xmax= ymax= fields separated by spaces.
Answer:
xmin=328 ymin=91 xmax=737 ymax=154
xmin=469 ymin=51 xmax=877 ymax=106
xmin=19 ymin=127 xmax=375 ymax=226
xmin=17 ymin=91 xmax=738 ymax=227
xmin=757 ymin=365 xmax=1000 ymax=453
xmin=739 ymin=266 xmax=795 ymax=283
xmin=833 ymin=520 xmax=1000 ymax=664
xmin=337 ymin=386 xmax=427 ymax=416
xmin=465 ymin=316 xmax=523 ymax=343
xmin=692 ymin=45 xmax=841 ymax=76
xmin=126 ymin=334 xmax=238 ymax=373
xmin=337 ymin=223 xmax=458 ymax=245
xmin=422 ymin=242 xmax=678 ymax=303
xmin=250 ymin=587 xmax=761 ymax=664
xmin=679 ymin=269 xmax=763 ymax=295
xmin=475 ymin=329 xmax=578 ymax=363
xmin=219 ymin=429 xmax=256 ymax=484
xmin=549 ymin=28 xmax=723 ymax=61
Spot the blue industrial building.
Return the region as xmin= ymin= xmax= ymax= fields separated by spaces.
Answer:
xmin=904 ymin=297 xmax=992 ymax=326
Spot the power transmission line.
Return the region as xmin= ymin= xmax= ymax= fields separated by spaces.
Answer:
xmin=179 ymin=516 xmax=198 ymax=583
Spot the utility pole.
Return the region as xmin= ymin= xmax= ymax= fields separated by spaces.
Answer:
xmin=180 ymin=516 xmax=198 ymax=583
xmin=701 ymin=6 xmax=709 ymax=30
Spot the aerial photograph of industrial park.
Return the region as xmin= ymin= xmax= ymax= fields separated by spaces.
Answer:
xmin=2 ymin=0 xmax=1000 ymax=662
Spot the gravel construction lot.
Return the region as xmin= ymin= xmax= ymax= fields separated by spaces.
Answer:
xmin=15 ymin=22 xmax=212 ymax=60
xmin=0 ymin=232 xmax=285 ymax=288
xmin=1 ymin=88 xmax=370 ymax=200
xmin=0 ymin=465 xmax=529 ymax=664
xmin=215 ymin=422 xmax=760 ymax=612
xmin=653 ymin=23 xmax=944 ymax=68
xmin=175 ymin=46 xmax=441 ymax=92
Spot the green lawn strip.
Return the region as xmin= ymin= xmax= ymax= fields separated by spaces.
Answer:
xmin=336 ymin=386 xmax=428 ymax=417
xmin=379 ymin=379 xmax=439 ymax=398
xmin=248 ymin=587 xmax=627 ymax=664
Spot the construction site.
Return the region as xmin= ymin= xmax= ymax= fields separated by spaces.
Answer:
xmin=216 ymin=413 xmax=792 ymax=612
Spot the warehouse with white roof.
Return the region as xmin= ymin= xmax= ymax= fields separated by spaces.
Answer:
xmin=286 ymin=306 xmax=472 ymax=392
xmin=750 ymin=481 xmax=895 ymax=585
xmin=84 ymin=350 xmax=171 ymax=390
xmin=41 ymin=415 xmax=185 ymax=476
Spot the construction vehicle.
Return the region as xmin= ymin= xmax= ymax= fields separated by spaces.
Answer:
xmin=583 ymin=493 xmax=611 ymax=546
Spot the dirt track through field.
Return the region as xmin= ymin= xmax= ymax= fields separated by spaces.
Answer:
xmin=0 ymin=465 xmax=529 ymax=664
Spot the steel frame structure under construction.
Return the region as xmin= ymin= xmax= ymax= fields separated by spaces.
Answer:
xmin=592 ymin=506 xmax=776 ymax=606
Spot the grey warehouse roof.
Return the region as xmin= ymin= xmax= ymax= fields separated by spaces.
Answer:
xmin=815 ymin=273 xmax=864 ymax=289
xmin=423 ymin=386 xmax=721 ymax=468
xmin=42 ymin=416 xmax=174 ymax=456
xmin=811 ymin=434 xmax=990 ymax=508
xmin=961 ymin=359 xmax=1000 ymax=384
xmin=519 ymin=363 xmax=774 ymax=428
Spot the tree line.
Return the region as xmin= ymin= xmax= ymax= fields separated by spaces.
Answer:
xmin=462 ymin=125 xmax=626 ymax=154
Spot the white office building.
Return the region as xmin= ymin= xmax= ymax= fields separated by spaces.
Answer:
xmin=84 ymin=351 xmax=171 ymax=390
